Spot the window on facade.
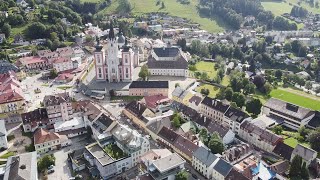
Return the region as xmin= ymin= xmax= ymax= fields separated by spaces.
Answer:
xmin=112 ymin=68 xmax=115 ymax=73
xmin=125 ymin=58 xmax=128 ymax=63
xmin=98 ymin=68 xmax=102 ymax=73
xmin=125 ymin=68 xmax=128 ymax=73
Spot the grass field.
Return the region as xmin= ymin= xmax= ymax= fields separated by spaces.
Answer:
xmin=0 ymin=152 xmax=15 ymax=159
xmin=270 ymin=89 xmax=320 ymax=110
xmin=195 ymin=83 xmax=219 ymax=98
xmin=284 ymin=137 xmax=310 ymax=148
xmin=195 ymin=61 xmax=217 ymax=79
xmin=101 ymin=0 xmax=225 ymax=32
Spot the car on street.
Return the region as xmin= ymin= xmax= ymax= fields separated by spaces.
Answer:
xmin=192 ymin=174 xmax=198 ymax=179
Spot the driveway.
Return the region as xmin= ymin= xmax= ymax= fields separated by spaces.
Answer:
xmin=48 ymin=149 xmax=72 ymax=180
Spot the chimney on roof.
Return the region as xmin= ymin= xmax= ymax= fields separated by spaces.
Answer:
xmin=138 ymin=103 xmax=141 ymax=111
xmin=204 ymin=116 xmax=206 ymax=123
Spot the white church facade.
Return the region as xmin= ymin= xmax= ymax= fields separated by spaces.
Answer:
xmin=94 ymin=23 xmax=139 ymax=82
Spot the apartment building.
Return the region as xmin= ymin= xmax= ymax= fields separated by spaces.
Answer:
xmin=129 ymin=81 xmax=169 ymax=96
xmin=34 ymin=128 xmax=70 ymax=154
xmin=43 ymin=93 xmax=73 ymax=123
xmin=192 ymin=147 xmax=219 ymax=179
xmin=200 ymin=97 xmax=230 ymax=123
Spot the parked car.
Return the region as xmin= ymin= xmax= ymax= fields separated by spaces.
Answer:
xmin=48 ymin=165 xmax=54 ymax=170
xmin=48 ymin=169 xmax=55 ymax=174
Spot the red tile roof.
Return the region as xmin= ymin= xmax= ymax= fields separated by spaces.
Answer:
xmin=18 ymin=56 xmax=48 ymax=65
xmin=53 ymin=57 xmax=71 ymax=64
xmin=143 ymin=94 xmax=170 ymax=109
xmin=34 ymin=128 xmax=60 ymax=144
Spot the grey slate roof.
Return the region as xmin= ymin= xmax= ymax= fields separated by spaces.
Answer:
xmin=201 ymin=97 xmax=230 ymax=113
xmin=129 ymin=81 xmax=169 ymax=89
xmin=213 ymin=159 xmax=233 ymax=177
xmin=292 ymin=144 xmax=317 ymax=161
xmin=147 ymin=55 xmax=188 ymax=69
xmin=3 ymin=152 xmax=38 ymax=180
xmin=193 ymin=147 xmax=218 ymax=166
xmin=153 ymin=47 xmax=179 ymax=57
xmin=0 ymin=60 xmax=20 ymax=74
xmin=224 ymin=106 xmax=249 ymax=123
xmin=264 ymin=98 xmax=314 ymax=121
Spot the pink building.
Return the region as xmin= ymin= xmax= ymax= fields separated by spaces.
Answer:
xmin=94 ymin=22 xmax=138 ymax=82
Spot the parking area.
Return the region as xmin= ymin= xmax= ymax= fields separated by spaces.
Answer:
xmin=45 ymin=135 xmax=92 ymax=180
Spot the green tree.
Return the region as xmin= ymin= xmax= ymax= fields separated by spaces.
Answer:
xmin=275 ymin=70 xmax=282 ymax=80
xmin=1 ymin=23 xmax=11 ymax=38
xmin=225 ymin=87 xmax=233 ymax=101
xmin=232 ymin=92 xmax=245 ymax=108
xmin=208 ymin=133 xmax=224 ymax=154
xmin=243 ymin=82 xmax=255 ymax=95
xmin=172 ymin=116 xmax=181 ymax=128
xmin=200 ymin=72 xmax=208 ymax=81
xmin=199 ymin=128 xmax=208 ymax=143
xmin=308 ymin=128 xmax=320 ymax=152
xmin=301 ymin=162 xmax=309 ymax=180
xmin=305 ymin=81 xmax=312 ymax=90
xmin=138 ymin=65 xmax=150 ymax=81
xmin=50 ymin=69 xmax=58 ymax=78
xmin=245 ymin=99 xmax=262 ymax=116
xmin=264 ymin=82 xmax=272 ymax=95
xmin=175 ymin=170 xmax=188 ymax=180
xmin=273 ymin=126 xmax=283 ymax=135
xmin=24 ymin=22 xmax=47 ymax=39
xmin=37 ymin=154 xmax=55 ymax=172
xmin=289 ymin=155 xmax=302 ymax=178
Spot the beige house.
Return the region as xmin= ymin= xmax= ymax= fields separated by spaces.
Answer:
xmin=129 ymin=81 xmax=169 ymax=96
xmin=200 ymin=97 xmax=230 ymax=123
xmin=192 ymin=147 xmax=219 ymax=179
xmin=239 ymin=121 xmax=283 ymax=152
xmin=34 ymin=128 xmax=70 ymax=154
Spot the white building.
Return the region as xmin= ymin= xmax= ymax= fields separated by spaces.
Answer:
xmin=54 ymin=116 xmax=86 ymax=137
xmin=0 ymin=120 xmax=8 ymax=149
xmin=53 ymin=57 xmax=77 ymax=72
xmin=111 ymin=124 xmax=150 ymax=166
xmin=147 ymin=46 xmax=188 ymax=77
xmin=223 ymin=106 xmax=250 ymax=134
xmin=34 ymin=128 xmax=70 ymax=154
xmin=263 ymin=98 xmax=315 ymax=130
xmin=192 ymin=147 xmax=219 ymax=179
xmin=94 ymin=23 xmax=138 ymax=82
xmin=43 ymin=93 xmax=73 ymax=123
xmin=140 ymin=149 xmax=186 ymax=180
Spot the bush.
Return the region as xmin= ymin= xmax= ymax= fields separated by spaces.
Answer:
xmin=7 ymin=135 xmax=15 ymax=141
xmin=25 ymin=144 xmax=35 ymax=152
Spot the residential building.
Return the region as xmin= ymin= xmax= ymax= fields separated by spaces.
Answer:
xmin=43 ymin=93 xmax=73 ymax=123
xmin=90 ymin=113 xmax=118 ymax=141
xmin=129 ymin=81 xmax=169 ymax=96
xmin=192 ymin=146 xmax=219 ymax=179
xmin=0 ymin=71 xmax=25 ymax=115
xmin=0 ymin=120 xmax=8 ymax=149
xmin=111 ymin=124 xmax=150 ymax=166
xmin=0 ymin=60 xmax=20 ymax=74
xmin=69 ymin=148 xmax=86 ymax=172
xmin=140 ymin=94 xmax=171 ymax=113
xmin=0 ymin=33 xmax=6 ymax=43
xmin=34 ymin=128 xmax=70 ymax=154
xmin=207 ymin=119 xmax=235 ymax=144
xmin=94 ymin=23 xmax=138 ymax=82
xmin=2 ymin=152 xmax=38 ymax=180
xmin=84 ymin=143 xmax=132 ymax=179
xmin=223 ymin=106 xmax=250 ymax=134
xmin=171 ymin=101 xmax=198 ymax=121
xmin=188 ymin=95 xmax=202 ymax=111
xmin=146 ymin=117 xmax=171 ymax=140
xmin=157 ymin=126 xmax=179 ymax=149
xmin=16 ymin=56 xmax=50 ymax=71
xmin=16 ymin=0 xmax=28 ymax=7
xmin=0 ymin=11 xmax=8 ymax=18
xmin=22 ymin=108 xmax=49 ymax=132
xmin=172 ymin=86 xmax=193 ymax=105
xmin=173 ymin=135 xmax=199 ymax=162
xmin=147 ymin=46 xmax=188 ymax=77
xmin=291 ymin=144 xmax=317 ymax=166
xmin=212 ymin=158 xmax=233 ymax=180
xmin=54 ymin=116 xmax=87 ymax=137
xmin=200 ymin=97 xmax=230 ymax=123
xmin=140 ymin=149 xmax=186 ymax=180
xmin=222 ymin=143 xmax=252 ymax=163
xmin=273 ymin=142 xmax=294 ymax=161
xmin=233 ymin=155 xmax=260 ymax=180
xmin=239 ymin=121 xmax=283 ymax=152
xmin=52 ymin=57 xmax=76 ymax=72
xmin=123 ymin=101 xmax=154 ymax=130
xmin=263 ymin=98 xmax=315 ymax=130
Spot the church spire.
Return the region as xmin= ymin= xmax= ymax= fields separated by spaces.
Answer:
xmin=108 ymin=20 xmax=115 ymax=40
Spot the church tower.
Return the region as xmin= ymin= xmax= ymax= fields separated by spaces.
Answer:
xmin=106 ymin=21 xmax=120 ymax=82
